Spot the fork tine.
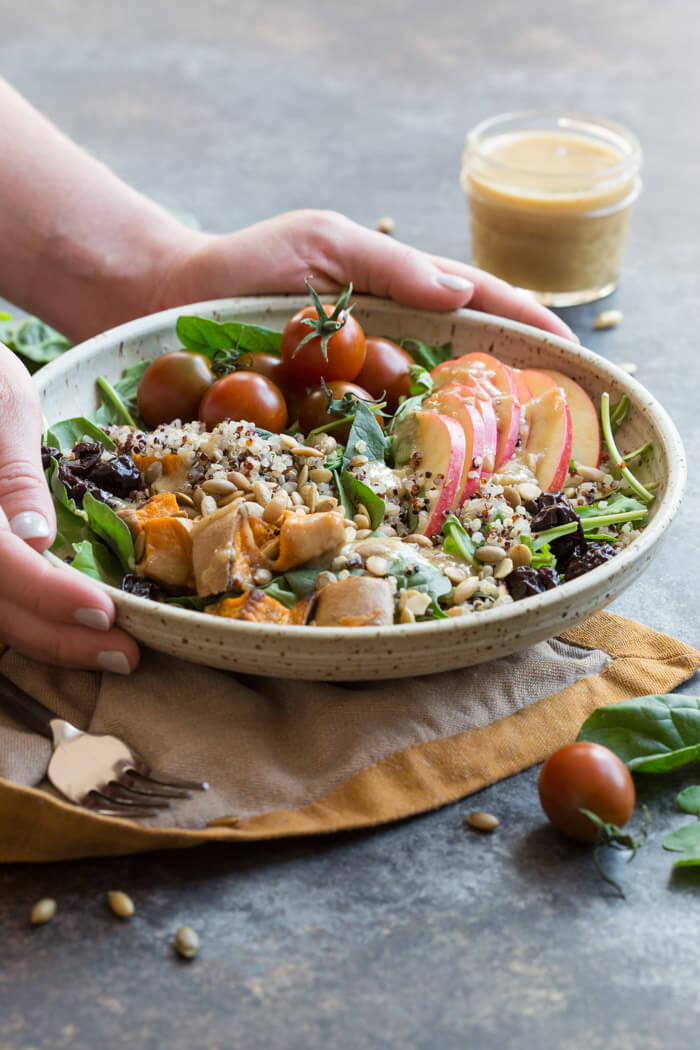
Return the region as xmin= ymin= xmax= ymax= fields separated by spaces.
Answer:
xmin=101 ymin=782 xmax=174 ymax=809
xmin=131 ymin=759 xmax=210 ymax=792
xmin=83 ymin=792 xmax=158 ymax=819
xmin=117 ymin=771 xmax=192 ymax=800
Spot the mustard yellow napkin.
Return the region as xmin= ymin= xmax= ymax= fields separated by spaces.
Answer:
xmin=0 ymin=611 xmax=697 ymax=862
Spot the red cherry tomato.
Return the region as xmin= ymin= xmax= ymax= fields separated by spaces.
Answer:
xmin=137 ymin=351 xmax=213 ymax=426
xmin=281 ymin=304 xmax=366 ymax=386
xmin=538 ymin=741 xmax=635 ymax=844
xmin=236 ymin=351 xmax=286 ymax=388
xmin=198 ymin=372 xmax=287 ymax=432
xmin=354 ymin=337 xmax=413 ymax=412
xmin=298 ymin=380 xmax=379 ymax=443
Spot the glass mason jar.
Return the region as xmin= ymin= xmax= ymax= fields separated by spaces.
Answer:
xmin=460 ymin=111 xmax=642 ymax=306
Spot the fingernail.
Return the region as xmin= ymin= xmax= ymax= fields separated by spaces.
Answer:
xmin=75 ymin=608 xmax=111 ymax=631
xmin=97 ymin=651 xmax=132 ymax=675
xmin=9 ymin=511 xmax=50 ymax=540
xmin=436 ymin=274 xmax=475 ymax=292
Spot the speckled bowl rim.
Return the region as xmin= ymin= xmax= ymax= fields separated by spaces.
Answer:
xmin=37 ymin=296 xmax=687 ymax=645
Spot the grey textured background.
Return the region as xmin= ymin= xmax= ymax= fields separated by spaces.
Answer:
xmin=1 ymin=2 xmax=699 ymax=1048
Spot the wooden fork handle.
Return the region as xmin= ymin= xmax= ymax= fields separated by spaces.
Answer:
xmin=0 ymin=673 xmax=56 ymax=738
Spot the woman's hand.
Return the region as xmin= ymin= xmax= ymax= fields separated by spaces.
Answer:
xmin=152 ymin=209 xmax=578 ymax=343
xmin=0 ymin=346 xmax=139 ymax=672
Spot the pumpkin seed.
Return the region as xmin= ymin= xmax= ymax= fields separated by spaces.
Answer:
xmin=445 ymin=565 xmax=467 ymax=584
xmin=227 ymin=471 xmax=251 ymax=491
xmin=366 ymin=555 xmax=389 ymax=577
xmin=465 ymin=811 xmax=499 ymax=831
xmin=575 ymin=463 xmax=607 ymax=482
xmin=353 ymin=513 xmax=371 ymax=531
xmin=291 ymin=445 xmax=323 ymax=458
xmin=309 ymin=466 xmax=332 ymax=484
xmin=446 ymin=606 xmax=466 ymax=618
xmin=253 ymin=568 xmax=272 ymax=586
xmin=315 ymin=571 xmax=337 ymax=591
xmin=349 ymin=455 xmax=368 ymax=467
xmin=404 ymin=533 xmax=432 ymax=548
xmin=376 ymin=215 xmax=395 ymax=234
xmin=516 ymin=482 xmax=541 ymax=503
xmin=593 ymin=309 xmax=623 ymax=330
xmin=262 ymin=492 xmax=288 ymax=523
xmin=175 ymin=491 xmax=195 ymax=508
xmin=502 ymin=485 xmax=522 ymax=508
xmin=315 ymin=496 xmax=338 ymax=513
xmin=297 ymin=464 xmax=309 ymax=487
xmin=300 ymin=482 xmax=318 ymax=512
xmin=452 ymin=577 xmax=479 ymax=603
xmin=493 ymin=557 xmax=513 ymax=580
xmin=200 ymin=495 xmax=218 ymax=517
xmin=355 ymin=528 xmax=372 ymax=540
xmin=107 ymin=890 xmax=135 ymax=919
xmin=30 ymin=898 xmax=56 ymax=925
xmin=174 ymin=925 xmax=200 ymax=959
xmin=253 ymin=480 xmax=271 ymax=506
xmin=402 ymin=590 xmax=431 ymax=617
xmin=202 ymin=477 xmax=236 ymax=496
xmin=475 ymin=544 xmax=506 ymax=563
xmin=242 ymin=501 xmax=263 ymax=518
xmin=399 ymin=606 xmax=416 ymax=624
xmin=509 ymin=543 xmax=532 ymax=568
xmin=143 ymin=461 xmax=163 ymax=487
xmin=279 ymin=433 xmax=297 ymax=449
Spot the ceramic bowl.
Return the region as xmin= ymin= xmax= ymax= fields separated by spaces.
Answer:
xmin=35 ymin=297 xmax=686 ymax=680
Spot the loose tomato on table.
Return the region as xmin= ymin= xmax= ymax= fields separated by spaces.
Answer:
xmin=198 ymin=372 xmax=287 ymax=432
xmin=298 ymin=380 xmax=380 ymax=442
xmin=137 ymin=351 xmax=214 ymax=426
xmin=538 ymin=741 xmax=635 ymax=844
xmin=354 ymin=337 xmax=413 ymax=413
xmin=281 ymin=283 xmax=366 ymax=386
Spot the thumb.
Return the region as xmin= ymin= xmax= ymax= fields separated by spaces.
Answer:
xmin=0 ymin=344 xmax=56 ymax=551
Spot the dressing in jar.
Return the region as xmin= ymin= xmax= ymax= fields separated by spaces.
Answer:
xmin=460 ymin=111 xmax=642 ymax=305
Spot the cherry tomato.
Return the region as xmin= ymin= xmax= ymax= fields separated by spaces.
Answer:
xmin=538 ymin=741 xmax=635 ymax=844
xmin=137 ymin=351 xmax=213 ymax=426
xmin=298 ymin=380 xmax=380 ymax=442
xmin=198 ymin=372 xmax=287 ymax=432
xmin=281 ymin=304 xmax=366 ymax=386
xmin=354 ymin=337 xmax=413 ymax=412
xmin=236 ymin=351 xmax=286 ymax=388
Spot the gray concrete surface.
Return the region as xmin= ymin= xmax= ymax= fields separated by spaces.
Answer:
xmin=1 ymin=1 xmax=699 ymax=1047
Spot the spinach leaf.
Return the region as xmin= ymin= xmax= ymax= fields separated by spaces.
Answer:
xmin=387 ymin=550 xmax=451 ymax=603
xmin=577 ymin=694 xmax=700 ymax=772
xmin=93 ymin=376 xmax=139 ymax=428
xmin=69 ymin=539 xmax=123 ymax=587
xmin=342 ymin=400 xmax=388 ymax=469
xmin=176 ymin=315 xmax=282 ymax=357
xmin=262 ymin=578 xmax=299 ymax=609
xmin=0 ymin=316 xmax=71 ymax=372
xmin=46 ymin=417 xmax=115 ymax=453
xmin=399 ymin=337 xmax=453 ymax=371
xmin=51 ymin=501 xmax=90 ymax=559
xmin=83 ymin=492 xmax=135 ymax=572
xmin=46 ymin=458 xmax=87 ymax=521
xmin=164 ymin=593 xmax=209 ymax=611
xmin=278 ymin=568 xmax=321 ymax=600
xmin=442 ymin=514 xmax=478 ymax=567
xmin=339 ymin=471 xmax=386 ymax=529
xmin=662 ymin=788 xmax=700 ymax=861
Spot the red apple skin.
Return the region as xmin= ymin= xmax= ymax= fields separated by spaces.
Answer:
xmin=393 ymin=410 xmax=466 ymax=537
xmin=425 ymin=384 xmax=486 ymax=507
xmin=525 ymin=387 xmax=573 ymax=492
xmin=433 ymin=352 xmax=520 ymax=470
xmin=540 ymin=368 xmax=601 ymax=468
xmin=455 ymin=375 xmax=499 ymax=479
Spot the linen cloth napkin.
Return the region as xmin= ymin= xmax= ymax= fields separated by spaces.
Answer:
xmin=0 ymin=610 xmax=697 ymax=863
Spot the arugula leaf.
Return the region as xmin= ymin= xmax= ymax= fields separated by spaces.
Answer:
xmin=530 ymin=505 xmax=648 ymax=550
xmin=442 ymin=514 xmax=478 ymax=567
xmin=46 ymin=417 xmax=115 ymax=453
xmin=342 ymin=400 xmax=388 ymax=469
xmin=516 ymin=535 xmax=554 ymax=568
xmin=408 ymin=364 xmax=434 ymax=397
xmin=83 ymin=492 xmax=135 ymax=572
xmin=339 ymin=471 xmax=386 ymax=529
xmin=69 ymin=539 xmax=123 ymax=587
xmin=577 ymin=694 xmax=700 ymax=772
xmin=577 ymin=494 xmax=648 ymax=519
xmin=0 ymin=316 xmax=71 ymax=373
xmin=399 ymin=337 xmax=453 ymax=371
xmin=176 ymin=315 xmax=282 ymax=357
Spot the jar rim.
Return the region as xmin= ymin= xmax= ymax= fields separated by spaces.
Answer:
xmin=465 ymin=110 xmax=642 ymax=184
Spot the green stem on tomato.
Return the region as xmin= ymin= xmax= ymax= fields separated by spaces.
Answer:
xmin=600 ymin=393 xmax=654 ymax=504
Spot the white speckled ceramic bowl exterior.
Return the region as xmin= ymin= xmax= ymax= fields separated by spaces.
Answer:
xmin=35 ymin=297 xmax=686 ymax=680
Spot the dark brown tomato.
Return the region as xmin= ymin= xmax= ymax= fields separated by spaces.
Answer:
xmin=299 ymin=380 xmax=379 ymax=443
xmin=354 ymin=337 xmax=413 ymax=412
xmin=538 ymin=741 xmax=636 ymax=844
xmin=281 ymin=304 xmax=366 ymax=386
xmin=137 ymin=351 xmax=214 ymax=426
xmin=198 ymin=372 xmax=287 ymax=432
xmin=236 ymin=351 xmax=286 ymax=388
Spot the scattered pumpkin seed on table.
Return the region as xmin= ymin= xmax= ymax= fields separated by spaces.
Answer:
xmin=108 ymin=890 xmax=135 ymax=918
xmin=465 ymin=811 xmax=500 ymax=832
xmin=593 ymin=309 xmax=623 ymax=330
xmin=174 ymin=925 xmax=200 ymax=959
xmin=30 ymin=898 xmax=56 ymax=925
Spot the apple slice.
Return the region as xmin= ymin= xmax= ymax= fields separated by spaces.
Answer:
xmin=525 ymin=387 xmax=572 ymax=492
xmin=425 ymin=385 xmax=486 ymax=506
xmin=540 ymin=369 xmax=601 ymax=467
xmin=433 ymin=352 xmax=520 ymax=469
xmin=393 ymin=410 xmax=466 ymax=536
xmin=509 ymin=367 xmax=532 ymax=406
